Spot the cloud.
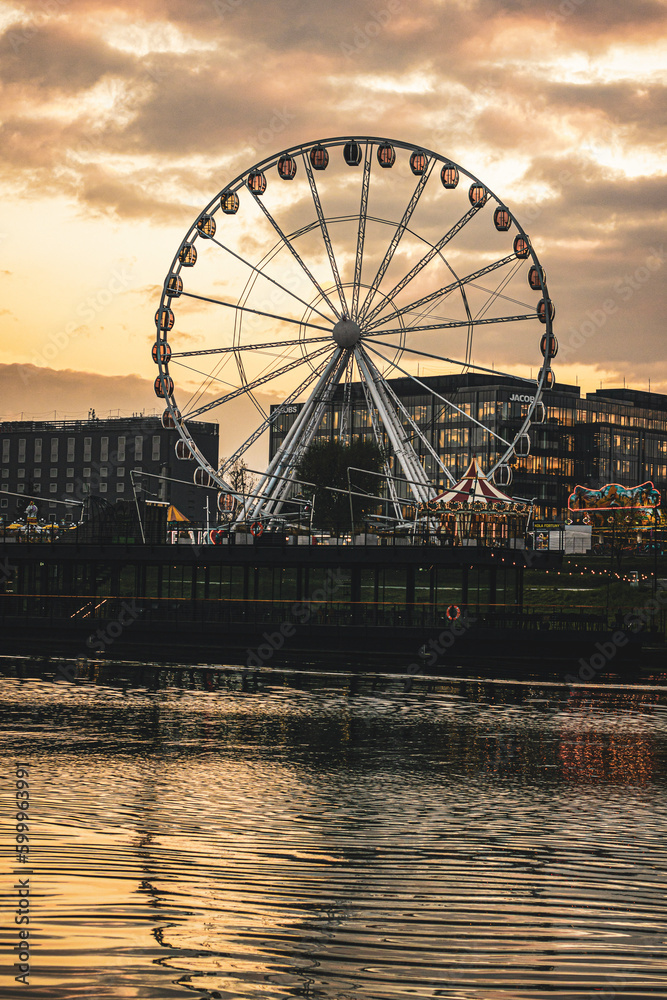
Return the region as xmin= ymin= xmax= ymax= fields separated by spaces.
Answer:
xmin=0 ymin=22 xmax=133 ymax=92
xmin=0 ymin=0 xmax=664 ymax=413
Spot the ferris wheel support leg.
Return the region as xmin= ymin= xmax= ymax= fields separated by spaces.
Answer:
xmin=255 ymin=351 xmax=350 ymax=520
xmin=381 ymin=378 xmax=456 ymax=486
xmin=241 ymin=348 xmax=344 ymax=521
xmin=354 ymin=348 xmax=435 ymax=507
xmin=358 ymin=373 xmax=403 ymax=522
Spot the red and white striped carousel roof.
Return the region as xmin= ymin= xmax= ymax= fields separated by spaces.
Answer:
xmin=433 ymin=457 xmax=514 ymax=506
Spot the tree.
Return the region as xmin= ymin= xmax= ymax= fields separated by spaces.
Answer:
xmin=221 ymin=457 xmax=256 ymax=498
xmin=217 ymin=457 xmax=256 ymax=521
xmin=295 ymin=438 xmax=383 ymax=533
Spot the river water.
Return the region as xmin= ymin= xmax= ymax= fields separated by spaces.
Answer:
xmin=1 ymin=669 xmax=667 ymax=999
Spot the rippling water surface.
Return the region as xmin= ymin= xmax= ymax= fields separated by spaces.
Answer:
xmin=2 ymin=670 xmax=667 ymax=999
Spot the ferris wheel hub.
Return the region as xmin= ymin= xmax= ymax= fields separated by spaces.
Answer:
xmin=332 ymin=317 xmax=362 ymax=348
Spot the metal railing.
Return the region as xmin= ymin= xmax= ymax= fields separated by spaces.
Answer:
xmin=0 ymin=594 xmax=651 ymax=635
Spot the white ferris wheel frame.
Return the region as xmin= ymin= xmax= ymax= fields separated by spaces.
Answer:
xmin=153 ymin=135 xmax=555 ymax=523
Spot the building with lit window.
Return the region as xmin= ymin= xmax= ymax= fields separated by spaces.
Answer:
xmin=269 ymin=376 xmax=667 ymax=520
xmin=0 ymin=415 xmax=219 ymax=522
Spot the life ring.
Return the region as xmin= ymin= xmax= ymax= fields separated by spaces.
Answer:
xmin=250 ymin=521 xmax=264 ymax=537
xmin=446 ymin=605 xmax=461 ymax=621
xmin=583 ymin=515 xmax=591 ymax=525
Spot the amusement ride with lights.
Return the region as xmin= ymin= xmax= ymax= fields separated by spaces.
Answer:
xmin=152 ymin=135 xmax=556 ymax=534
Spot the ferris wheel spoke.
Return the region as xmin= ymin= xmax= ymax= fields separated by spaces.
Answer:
xmin=366 ymin=339 xmax=539 ymax=385
xmin=363 ymin=342 xmax=513 ymax=448
xmin=364 ymin=312 xmax=535 ymax=337
xmin=181 ymin=291 xmax=332 ymax=333
xmin=220 ymin=357 xmax=331 ymax=474
xmin=204 ymin=235 xmax=333 ymax=323
xmin=182 ymin=344 xmax=332 ymax=421
xmin=170 ymin=334 xmax=333 ymax=360
xmin=351 ymin=142 xmax=372 ymax=322
xmin=358 ymin=160 xmax=435 ymax=324
xmin=472 ymin=260 xmax=523 ymax=321
xmin=171 ymin=358 xmax=239 ymax=389
xmin=365 ymin=253 xmax=518 ymax=333
xmin=362 ymin=202 xmax=484 ymax=328
xmin=357 ymin=369 xmax=403 ymax=519
xmin=249 ymin=189 xmax=341 ymax=319
xmin=302 ymin=152 xmax=349 ymax=317
xmin=173 ymin=350 xmax=293 ymax=407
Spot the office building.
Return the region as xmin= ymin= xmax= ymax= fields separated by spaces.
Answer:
xmin=269 ymin=376 xmax=667 ymax=520
xmin=0 ymin=414 xmax=219 ymax=522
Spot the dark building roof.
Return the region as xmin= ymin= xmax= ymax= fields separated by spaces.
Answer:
xmin=587 ymin=388 xmax=667 ymax=413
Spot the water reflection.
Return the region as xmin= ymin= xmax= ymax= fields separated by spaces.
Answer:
xmin=1 ymin=672 xmax=666 ymax=998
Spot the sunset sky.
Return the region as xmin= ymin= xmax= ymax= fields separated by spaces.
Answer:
xmin=1 ymin=0 xmax=666 ymax=457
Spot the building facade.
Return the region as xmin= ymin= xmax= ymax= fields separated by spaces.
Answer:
xmin=269 ymin=376 xmax=667 ymax=520
xmin=0 ymin=415 xmax=219 ymax=522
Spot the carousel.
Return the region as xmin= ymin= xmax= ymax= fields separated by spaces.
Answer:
xmin=567 ymin=480 xmax=663 ymax=552
xmin=420 ymin=457 xmax=533 ymax=547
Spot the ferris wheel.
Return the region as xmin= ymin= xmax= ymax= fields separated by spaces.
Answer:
xmin=153 ymin=135 xmax=555 ymax=523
